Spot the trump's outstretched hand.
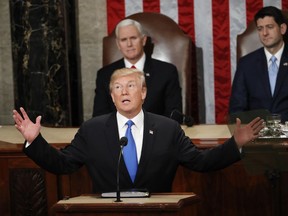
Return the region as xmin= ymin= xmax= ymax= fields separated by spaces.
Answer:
xmin=233 ymin=117 xmax=264 ymax=148
xmin=13 ymin=107 xmax=42 ymax=143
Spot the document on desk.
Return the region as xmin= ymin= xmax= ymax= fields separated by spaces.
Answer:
xmin=101 ymin=190 xmax=150 ymax=198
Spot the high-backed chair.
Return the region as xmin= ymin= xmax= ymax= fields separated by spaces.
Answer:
xmin=237 ymin=11 xmax=288 ymax=60
xmin=102 ymin=12 xmax=193 ymax=116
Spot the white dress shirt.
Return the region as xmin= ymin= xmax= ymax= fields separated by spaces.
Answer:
xmin=124 ymin=53 xmax=146 ymax=71
xmin=264 ymin=43 xmax=284 ymax=69
xmin=116 ymin=110 xmax=144 ymax=163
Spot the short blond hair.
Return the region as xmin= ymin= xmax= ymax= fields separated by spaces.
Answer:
xmin=109 ymin=68 xmax=146 ymax=92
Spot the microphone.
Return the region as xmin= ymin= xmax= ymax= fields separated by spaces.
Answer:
xmin=115 ymin=136 xmax=128 ymax=202
xmin=170 ymin=109 xmax=194 ymax=127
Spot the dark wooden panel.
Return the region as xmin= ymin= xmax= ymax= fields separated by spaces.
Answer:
xmin=0 ymin=150 xmax=59 ymax=216
xmin=10 ymin=169 xmax=48 ymax=216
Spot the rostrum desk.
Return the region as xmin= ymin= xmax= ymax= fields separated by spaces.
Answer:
xmin=0 ymin=125 xmax=288 ymax=216
xmin=51 ymin=193 xmax=199 ymax=216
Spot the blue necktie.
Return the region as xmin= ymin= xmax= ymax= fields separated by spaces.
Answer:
xmin=268 ymin=56 xmax=278 ymax=96
xmin=123 ymin=120 xmax=138 ymax=182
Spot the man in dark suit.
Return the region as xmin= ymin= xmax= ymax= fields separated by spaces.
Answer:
xmin=229 ymin=6 xmax=288 ymax=122
xmin=13 ymin=68 xmax=263 ymax=193
xmin=93 ymin=18 xmax=182 ymax=122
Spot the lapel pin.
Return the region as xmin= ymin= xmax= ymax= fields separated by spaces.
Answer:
xmin=149 ymin=130 xmax=153 ymax=134
xmin=283 ymin=62 xmax=288 ymax=66
xmin=145 ymin=73 xmax=150 ymax=77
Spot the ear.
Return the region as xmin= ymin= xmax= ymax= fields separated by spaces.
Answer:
xmin=142 ymin=35 xmax=147 ymax=47
xmin=280 ymin=23 xmax=287 ymax=35
xmin=111 ymin=92 xmax=115 ymax=103
xmin=141 ymin=87 xmax=147 ymax=101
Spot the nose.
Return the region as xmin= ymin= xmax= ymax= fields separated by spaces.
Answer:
xmin=262 ymin=27 xmax=268 ymax=35
xmin=121 ymin=86 xmax=128 ymax=95
xmin=127 ymin=39 xmax=132 ymax=46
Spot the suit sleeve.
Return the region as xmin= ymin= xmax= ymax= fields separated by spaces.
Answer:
xmin=23 ymin=133 xmax=86 ymax=175
xmin=176 ymin=124 xmax=241 ymax=171
xmin=229 ymin=58 xmax=249 ymax=114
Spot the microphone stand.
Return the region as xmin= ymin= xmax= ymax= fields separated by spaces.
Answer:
xmin=115 ymin=145 xmax=124 ymax=202
xmin=115 ymin=137 xmax=127 ymax=202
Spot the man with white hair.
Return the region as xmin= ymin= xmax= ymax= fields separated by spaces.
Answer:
xmin=92 ymin=18 xmax=183 ymax=123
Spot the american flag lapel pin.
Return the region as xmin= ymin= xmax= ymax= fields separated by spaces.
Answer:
xmin=149 ymin=130 xmax=153 ymax=134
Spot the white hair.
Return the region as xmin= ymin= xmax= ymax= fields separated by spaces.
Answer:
xmin=115 ymin=19 xmax=146 ymax=38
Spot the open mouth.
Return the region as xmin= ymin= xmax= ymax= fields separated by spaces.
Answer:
xmin=122 ymin=99 xmax=131 ymax=104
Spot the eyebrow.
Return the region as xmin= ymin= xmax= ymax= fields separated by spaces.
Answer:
xmin=113 ymin=80 xmax=137 ymax=85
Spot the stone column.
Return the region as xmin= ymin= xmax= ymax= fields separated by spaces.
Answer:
xmin=10 ymin=0 xmax=80 ymax=126
xmin=0 ymin=1 xmax=14 ymax=125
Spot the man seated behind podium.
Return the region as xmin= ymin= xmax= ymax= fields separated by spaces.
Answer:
xmin=92 ymin=18 xmax=182 ymax=122
xmin=229 ymin=6 xmax=288 ymax=122
xmin=13 ymin=68 xmax=264 ymax=193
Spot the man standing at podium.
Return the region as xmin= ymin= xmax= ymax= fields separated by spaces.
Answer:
xmin=13 ymin=68 xmax=264 ymax=193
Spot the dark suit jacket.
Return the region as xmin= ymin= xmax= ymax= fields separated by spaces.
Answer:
xmin=24 ymin=111 xmax=241 ymax=193
xmin=92 ymin=56 xmax=182 ymax=119
xmin=229 ymin=45 xmax=288 ymax=122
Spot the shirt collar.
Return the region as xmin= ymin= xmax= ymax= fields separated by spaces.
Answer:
xmin=265 ymin=43 xmax=284 ymax=64
xmin=124 ymin=53 xmax=146 ymax=71
xmin=116 ymin=110 xmax=144 ymax=130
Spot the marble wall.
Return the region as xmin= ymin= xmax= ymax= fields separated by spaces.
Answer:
xmin=0 ymin=0 xmax=107 ymax=125
xmin=78 ymin=0 xmax=107 ymax=122
xmin=11 ymin=0 xmax=75 ymax=126
xmin=0 ymin=1 xmax=14 ymax=124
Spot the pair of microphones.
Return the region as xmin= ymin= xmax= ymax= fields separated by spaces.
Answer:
xmin=170 ymin=109 xmax=194 ymax=127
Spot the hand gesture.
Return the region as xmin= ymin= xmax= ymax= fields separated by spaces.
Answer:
xmin=233 ymin=117 xmax=264 ymax=148
xmin=13 ymin=107 xmax=42 ymax=143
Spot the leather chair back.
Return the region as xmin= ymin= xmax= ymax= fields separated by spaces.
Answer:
xmin=103 ymin=12 xmax=193 ymax=114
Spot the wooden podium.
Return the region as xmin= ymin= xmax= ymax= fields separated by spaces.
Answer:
xmin=50 ymin=193 xmax=199 ymax=216
xmin=242 ymin=139 xmax=288 ymax=216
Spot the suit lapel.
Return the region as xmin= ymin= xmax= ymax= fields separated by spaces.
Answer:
xmin=257 ymin=49 xmax=272 ymax=98
xmin=104 ymin=113 xmax=120 ymax=164
xmin=273 ymin=45 xmax=288 ymax=98
xmin=143 ymin=57 xmax=153 ymax=82
xmin=135 ymin=112 xmax=156 ymax=183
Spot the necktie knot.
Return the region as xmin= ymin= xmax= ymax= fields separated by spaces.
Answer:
xmin=126 ymin=120 xmax=134 ymax=128
xmin=131 ymin=65 xmax=136 ymax=69
xmin=270 ymin=56 xmax=277 ymax=64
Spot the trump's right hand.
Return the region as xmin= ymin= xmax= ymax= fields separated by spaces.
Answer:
xmin=13 ymin=107 xmax=42 ymax=143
